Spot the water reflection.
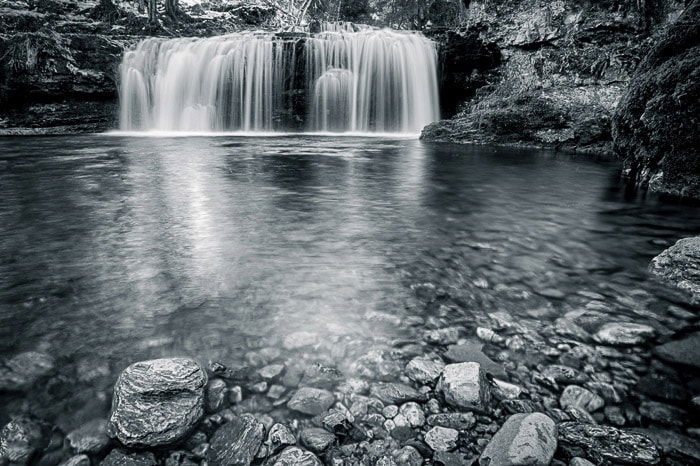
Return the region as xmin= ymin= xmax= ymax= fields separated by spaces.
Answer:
xmin=0 ymin=135 xmax=699 ymax=428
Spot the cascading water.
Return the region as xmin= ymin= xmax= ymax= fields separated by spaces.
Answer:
xmin=119 ymin=27 xmax=439 ymax=134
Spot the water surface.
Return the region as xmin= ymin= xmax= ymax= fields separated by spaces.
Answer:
xmin=0 ymin=135 xmax=698 ymax=428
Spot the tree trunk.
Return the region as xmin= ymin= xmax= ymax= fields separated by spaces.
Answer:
xmin=165 ymin=0 xmax=178 ymax=19
xmin=148 ymin=0 xmax=158 ymax=25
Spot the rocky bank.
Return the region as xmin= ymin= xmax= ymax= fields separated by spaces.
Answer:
xmin=421 ymin=0 xmax=689 ymax=156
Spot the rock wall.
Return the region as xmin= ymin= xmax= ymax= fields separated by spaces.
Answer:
xmin=421 ymin=0 xmax=688 ymax=155
xmin=612 ymin=0 xmax=700 ymax=199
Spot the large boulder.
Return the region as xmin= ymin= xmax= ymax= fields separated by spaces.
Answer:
xmin=107 ymin=358 xmax=207 ymax=447
xmin=558 ymin=422 xmax=660 ymax=465
xmin=612 ymin=0 xmax=700 ymax=199
xmin=649 ymin=236 xmax=700 ymax=305
xmin=437 ymin=362 xmax=491 ymax=412
xmin=208 ymin=415 xmax=265 ymax=466
xmin=479 ymin=413 xmax=557 ymax=466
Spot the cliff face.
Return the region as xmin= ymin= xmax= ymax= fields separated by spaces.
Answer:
xmin=612 ymin=0 xmax=700 ymax=199
xmin=421 ymin=0 xmax=688 ymax=154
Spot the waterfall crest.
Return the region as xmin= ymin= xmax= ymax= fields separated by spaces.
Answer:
xmin=119 ymin=28 xmax=439 ymax=134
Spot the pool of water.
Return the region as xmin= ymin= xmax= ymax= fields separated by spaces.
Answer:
xmin=0 ymin=135 xmax=698 ymax=430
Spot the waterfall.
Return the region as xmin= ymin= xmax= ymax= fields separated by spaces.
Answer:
xmin=119 ymin=28 xmax=439 ymax=134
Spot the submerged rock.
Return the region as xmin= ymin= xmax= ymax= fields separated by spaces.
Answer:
xmin=653 ymin=331 xmax=700 ymax=369
xmin=370 ymin=383 xmax=421 ymax=405
xmin=405 ymin=357 xmax=444 ymax=384
xmin=0 ymin=351 xmax=55 ymax=391
xmin=559 ymin=385 xmax=604 ymax=412
xmin=209 ymin=415 xmax=264 ymax=466
xmin=558 ymin=422 xmax=660 ymax=465
xmin=108 ymin=358 xmax=207 ymax=447
xmin=437 ymin=362 xmax=490 ymax=412
xmin=594 ymin=322 xmax=656 ymax=346
xmin=287 ymin=387 xmax=335 ymax=415
xmin=479 ymin=413 xmax=557 ymax=466
xmin=0 ymin=417 xmax=49 ymax=465
xmin=443 ymin=341 xmax=506 ymax=378
xmin=66 ymin=419 xmax=110 ymax=454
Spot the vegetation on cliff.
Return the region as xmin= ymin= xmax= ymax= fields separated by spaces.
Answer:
xmin=612 ymin=0 xmax=700 ymax=199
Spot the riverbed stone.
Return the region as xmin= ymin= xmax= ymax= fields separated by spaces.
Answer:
xmin=0 ymin=417 xmax=49 ymax=465
xmin=266 ymin=446 xmax=322 ymax=466
xmin=649 ymin=237 xmax=700 ymax=305
xmin=559 ymin=385 xmax=604 ymax=412
xmin=653 ymin=331 xmax=700 ymax=369
xmin=541 ymin=364 xmax=586 ymax=384
xmin=427 ymin=412 xmax=476 ymax=430
xmin=638 ymin=401 xmax=686 ymax=426
xmin=287 ymin=387 xmax=334 ymax=415
xmin=108 ymin=358 xmax=207 ymax=447
xmin=66 ymin=419 xmax=110 ymax=454
xmin=594 ymin=322 xmax=656 ymax=346
xmin=443 ymin=341 xmax=507 ymax=378
xmin=101 ymin=449 xmax=157 ymax=466
xmin=632 ymin=428 xmax=700 ymax=465
xmin=206 ymin=379 xmax=228 ymax=412
xmin=569 ymin=458 xmax=595 ymax=466
xmin=424 ymin=426 xmax=458 ymax=452
xmin=479 ymin=413 xmax=557 ymax=466
xmin=209 ymin=414 xmax=264 ymax=466
xmin=265 ymin=424 xmax=296 ymax=456
xmin=0 ymin=352 xmax=55 ymax=391
xmin=405 ymin=357 xmax=444 ymax=384
xmin=370 ymin=383 xmax=421 ymax=404
xmin=283 ymin=332 xmax=317 ymax=350
xmin=59 ymin=455 xmax=90 ymax=466
xmin=299 ymin=428 xmax=335 ymax=453
xmin=399 ymin=402 xmax=425 ymax=427
xmin=558 ymin=422 xmax=660 ymax=465
xmin=437 ymin=362 xmax=490 ymax=412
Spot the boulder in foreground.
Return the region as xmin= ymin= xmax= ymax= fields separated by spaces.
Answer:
xmin=479 ymin=413 xmax=557 ymax=466
xmin=108 ymin=358 xmax=207 ymax=447
xmin=558 ymin=422 xmax=660 ymax=465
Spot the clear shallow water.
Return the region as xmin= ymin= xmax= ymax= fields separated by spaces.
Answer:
xmin=0 ymin=135 xmax=699 ymax=429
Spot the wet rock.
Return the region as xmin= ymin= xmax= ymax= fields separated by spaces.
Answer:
xmin=300 ymin=363 xmax=343 ymax=389
xmin=437 ymin=362 xmax=490 ymax=412
xmin=370 ymin=383 xmax=421 ymax=405
xmin=424 ymin=426 xmax=458 ymax=452
xmin=265 ymin=446 xmax=322 ymax=466
xmin=559 ymin=385 xmax=604 ymax=412
xmin=66 ymin=419 xmax=110 ymax=454
xmin=259 ymin=365 xmax=285 ymax=381
xmin=479 ymin=413 xmax=557 ymax=466
xmin=283 ymin=332 xmax=317 ymax=350
xmin=585 ymin=382 xmax=622 ymax=404
xmin=299 ymin=428 xmax=335 ymax=453
xmin=594 ymin=323 xmax=656 ymax=346
xmin=638 ymin=401 xmax=686 ymax=426
xmin=399 ymin=402 xmax=425 ymax=427
xmin=604 ymin=406 xmax=626 ymax=426
xmin=426 ymin=412 xmax=476 ymax=430
xmin=265 ymin=424 xmax=296 ymax=456
xmin=287 ymin=387 xmax=334 ymax=415
xmin=165 ymin=451 xmax=198 ymax=466
xmin=443 ymin=341 xmax=506 ymax=378
xmin=321 ymin=410 xmax=364 ymax=440
xmin=653 ymin=332 xmax=700 ymax=369
xmin=569 ymin=458 xmax=595 ymax=466
xmin=558 ymin=422 xmax=660 ymax=465
xmin=541 ymin=365 xmax=586 ymax=384
xmin=492 ymin=379 xmax=522 ymax=400
xmin=108 ymin=358 xmax=207 ymax=447
xmin=59 ymin=455 xmax=90 ymax=466
xmin=649 ymin=237 xmax=700 ymax=303
xmin=206 ymin=379 xmax=228 ymax=413
xmin=632 ymin=428 xmax=700 ymax=465
xmin=405 ymin=357 xmax=444 ymax=384
xmin=423 ymin=327 xmax=461 ymax=345
xmin=208 ymin=414 xmax=264 ymax=466
xmin=395 ymin=446 xmax=423 ymax=466
xmin=0 ymin=417 xmax=49 ymax=465
xmin=0 ymin=352 xmax=55 ymax=391
xmin=100 ymin=450 xmax=157 ymax=466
